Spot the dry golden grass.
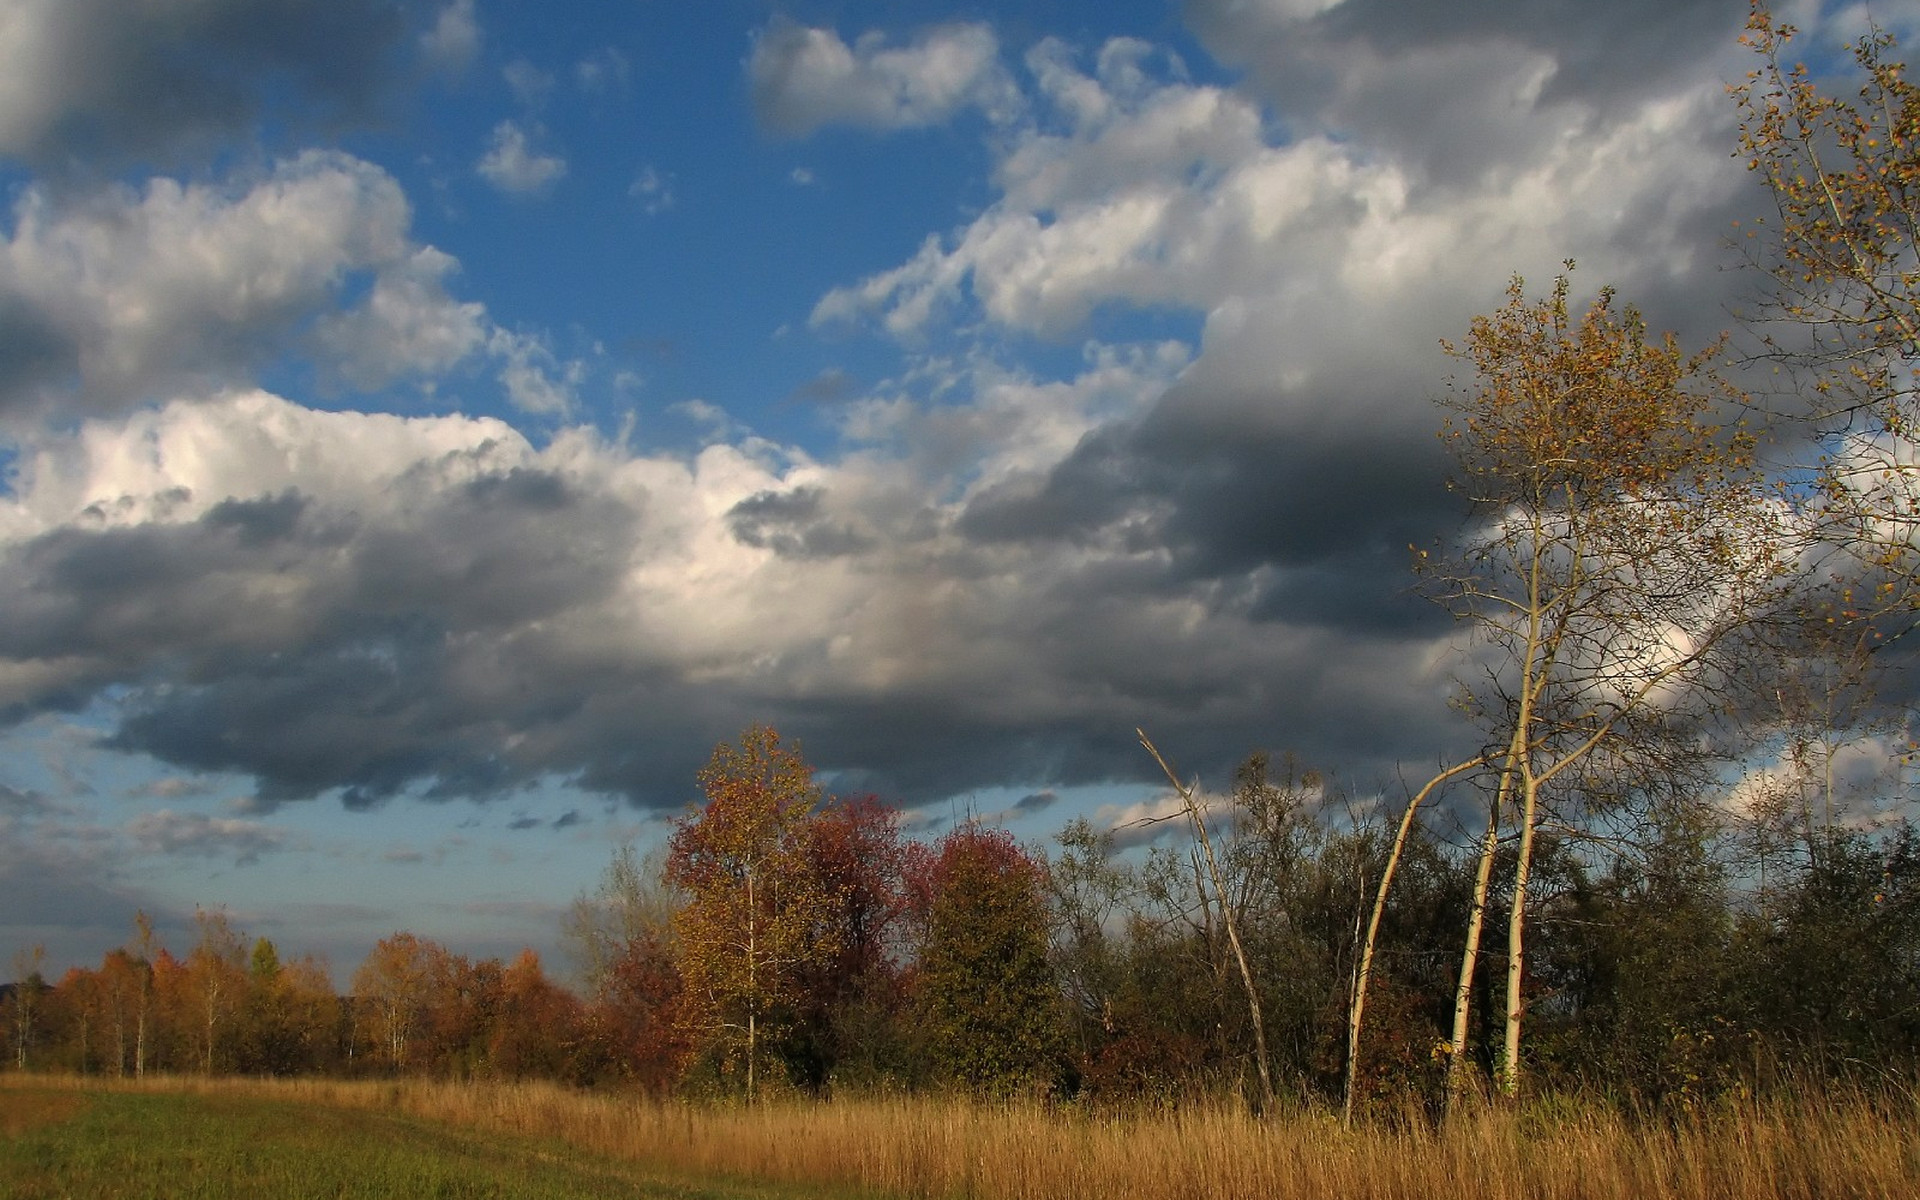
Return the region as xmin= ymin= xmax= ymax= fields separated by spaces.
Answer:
xmin=0 ymin=1084 xmax=87 ymax=1136
xmin=44 ymin=1074 xmax=1920 ymax=1200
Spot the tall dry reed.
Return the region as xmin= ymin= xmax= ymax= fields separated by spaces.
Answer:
xmin=89 ymin=1075 xmax=1920 ymax=1200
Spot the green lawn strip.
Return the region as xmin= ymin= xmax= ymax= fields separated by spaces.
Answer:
xmin=0 ymin=1086 xmax=870 ymax=1200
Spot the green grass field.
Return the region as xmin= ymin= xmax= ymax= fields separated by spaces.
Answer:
xmin=0 ymin=1082 xmax=847 ymax=1200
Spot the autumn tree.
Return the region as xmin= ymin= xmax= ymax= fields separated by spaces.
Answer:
xmin=183 ymin=908 xmax=248 ymax=1074
xmin=7 ymin=945 xmax=46 ymax=1070
xmin=51 ymin=966 xmax=104 ymax=1073
xmin=666 ymin=725 xmax=836 ymax=1099
xmin=1736 ymin=4 xmax=1920 ymax=616
xmin=352 ymin=932 xmax=437 ymax=1071
xmin=129 ymin=911 xmax=157 ymax=1077
xmin=789 ymin=794 xmax=915 ymax=1090
xmin=420 ymin=950 xmax=501 ymax=1078
xmin=567 ymin=844 xmax=687 ymax=1090
xmin=1420 ymin=270 xmax=1786 ymax=1100
xmin=566 ymin=843 xmax=679 ymax=999
xmin=489 ymin=949 xmax=585 ymax=1080
xmin=237 ymin=942 xmax=341 ymax=1076
xmin=913 ymin=823 xmax=1063 ymax=1096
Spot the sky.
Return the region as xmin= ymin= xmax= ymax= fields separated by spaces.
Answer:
xmin=1 ymin=0 xmax=1914 ymax=985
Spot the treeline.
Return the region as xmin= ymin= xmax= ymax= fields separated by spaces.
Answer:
xmin=4 ymin=725 xmax=1917 ymax=1114
xmin=0 ymin=913 xmax=599 ymax=1083
xmin=579 ymin=729 xmax=1920 ymax=1110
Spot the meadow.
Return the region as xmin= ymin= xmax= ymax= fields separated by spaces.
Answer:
xmin=4 ymin=1075 xmax=1918 ymax=1200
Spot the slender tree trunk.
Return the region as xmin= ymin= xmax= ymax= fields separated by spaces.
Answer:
xmin=1499 ymin=771 xmax=1541 ymax=1097
xmin=1192 ymin=847 xmax=1233 ymax=1064
xmin=1140 ymin=730 xmax=1275 ymax=1113
xmin=204 ymin=982 xmax=219 ymax=1075
xmin=1344 ymin=755 xmax=1486 ymax=1125
xmin=111 ymin=1002 xmax=125 ymax=1078
xmin=1447 ymin=765 xmax=1511 ymax=1102
xmin=133 ymin=912 xmax=154 ymax=1080
xmin=746 ymin=869 xmax=757 ymax=1103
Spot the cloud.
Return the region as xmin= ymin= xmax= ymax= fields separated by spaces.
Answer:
xmin=476 ymin=120 xmax=568 ymax=196
xmin=0 ymin=337 xmax=1406 ymax=812
xmin=812 ymin=21 xmax=1761 ymax=624
xmin=750 ymin=20 xmax=1019 ymax=137
xmin=0 ymin=1 xmax=1824 ymax=832
xmin=1015 ymin=790 xmax=1059 ymax=813
xmin=0 ymin=783 xmax=53 ymax=814
xmin=125 ymin=809 xmax=296 ymax=865
xmin=421 ymin=0 xmax=482 ymax=77
xmin=315 ymin=248 xmax=488 ymax=390
xmin=0 ymin=830 xmax=169 ymax=966
xmin=0 ymin=151 xmax=490 ymax=419
xmin=575 ymin=48 xmax=632 ymax=95
xmin=0 ymin=0 xmax=409 ymax=166
xmin=503 ymin=60 xmax=555 ymax=108
xmin=487 ymin=329 xmax=583 ymax=414
xmin=628 ymin=166 xmax=675 ymax=214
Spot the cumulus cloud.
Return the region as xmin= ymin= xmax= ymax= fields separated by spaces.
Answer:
xmin=313 ymin=248 xmax=488 ymax=390
xmin=0 ymin=0 xmax=408 ymax=166
xmin=476 ymin=120 xmax=568 ymax=196
xmin=0 ymin=151 xmax=490 ymax=419
xmin=750 ymin=20 xmax=1019 ymax=136
xmin=0 ymin=326 xmax=1430 ymax=812
xmin=488 ymin=329 xmax=583 ymax=414
xmin=813 ymin=18 xmax=1763 ymax=628
xmin=421 ymin=0 xmax=482 ymax=77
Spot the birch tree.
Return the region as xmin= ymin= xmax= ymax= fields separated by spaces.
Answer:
xmin=185 ymin=907 xmax=247 ymax=1075
xmin=1428 ymin=270 xmax=1788 ymax=1099
xmin=666 ymin=724 xmax=834 ymax=1100
xmin=9 ymin=944 xmax=45 ymax=1070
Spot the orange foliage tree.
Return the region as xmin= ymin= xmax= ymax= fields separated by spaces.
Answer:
xmin=351 ymin=932 xmax=437 ymax=1071
xmin=666 ymin=725 xmax=837 ymax=1099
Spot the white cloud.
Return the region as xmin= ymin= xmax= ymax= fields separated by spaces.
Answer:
xmin=421 ymin=0 xmax=481 ymax=76
xmin=503 ymin=59 xmax=554 ymax=107
xmin=0 ymin=150 xmax=488 ymax=418
xmin=314 ymin=247 xmax=487 ymax=389
xmin=750 ymin=20 xmax=1019 ymax=136
xmin=813 ymin=34 xmax=1747 ymax=354
xmin=628 ymin=166 xmax=675 ymax=214
xmin=476 ymin=120 xmax=567 ymax=196
xmin=575 ymin=47 xmax=632 ymax=95
xmin=126 ymin=809 xmax=296 ymax=864
xmin=487 ymin=328 xmax=583 ymax=415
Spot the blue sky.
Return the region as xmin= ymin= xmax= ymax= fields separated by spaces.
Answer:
xmin=2 ymin=0 xmax=1913 ymax=984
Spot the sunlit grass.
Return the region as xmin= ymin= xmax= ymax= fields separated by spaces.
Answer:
xmin=9 ymin=1074 xmax=1920 ymax=1200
